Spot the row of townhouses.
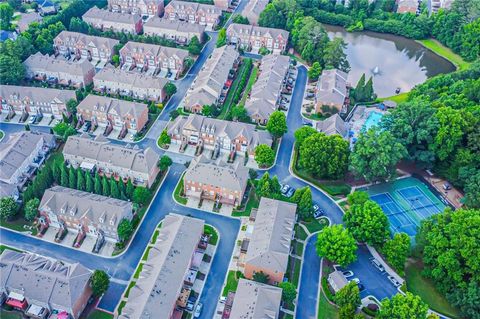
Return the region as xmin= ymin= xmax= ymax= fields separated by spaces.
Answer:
xmin=167 ymin=114 xmax=272 ymax=158
xmin=107 ymin=0 xmax=164 ymax=17
xmin=164 ymin=0 xmax=222 ymax=28
xmin=226 ymin=23 xmax=289 ymax=54
xmin=83 ymin=6 xmax=206 ymax=44
xmin=183 ymin=45 xmax=239 ymax=113
xmin=245 ymin=54 xmax=291 ymax=124
xmin=315 ymin=69 xmax=349 ymax=113
xmin=0 ymin=250 xmax=92 ymax=319
xmin=240 ymin=0 xmax=269 ymax=25
xmin=53 ymin=31 xmax=119 ymax=63
xmin=118 ymin=214 xmax=205 ymax=319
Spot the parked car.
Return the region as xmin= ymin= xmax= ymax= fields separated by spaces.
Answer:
xmin=342 ymin=270 xmax=354 ymax=278
xmin=194 ymin=303 xmax=203 ymax=318
xmin=388 ymin=275 xmax=401 ymax=287
xmin=186 ymin=302 xmax=194 ymax=311
xmin=286 ymin=187 xmax=295 ymax=198
xmin=358 ymin=283 xmax=365 ymax=292
xmin=371 ymin=258 xmax=385 ymax=272
xmin=306 ymin=92 xmax=315 ymax=99
xmin=83 ymin=122 xmax=91 ymax=132
xmin=281 ymin=184 xmax=290 ymax=195
xmin=28 ymin=115 xmax=37 ymax=124
xmin=313 ymin=209 xmax=325 ymax=219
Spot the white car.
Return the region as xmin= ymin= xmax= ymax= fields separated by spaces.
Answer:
xmin=194 ymin=303 xmax=203 ymax=318
xmin=371 ymin=258 xmax=385 ymax=272
xmin=28 ymin=115 xmax=36 ymax=124
xmin=342 ymin=270 xmax=354 ymax=278
xmin=388 ymin=275 xmax=401 ymax=287
xmin=350 ymin=278 xmax=360 ymax=284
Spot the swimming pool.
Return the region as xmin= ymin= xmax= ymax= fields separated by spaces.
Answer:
xmin=363 ymin=111 xmax=384 ymax=131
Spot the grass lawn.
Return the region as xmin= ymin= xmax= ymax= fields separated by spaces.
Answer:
xmin=204 ymin=224 xmax=218 ymax=245
xmin=222 ymin=270 xmax=244 ymax=296
xmin=302 ymin=113 xmax=328 ymax=121
xmin=238 ymin=66 xmax=259 ymax=106
xmin=0 ymin=130 xmax=4 ymax=140
xmin=418 ymin=39 xmax=470 ymax=71
xmin=295 ymin=224 xmax=308 ymax=241
xmin=117 ymin=301 xmax=126 ymax=316
xmin=150 ymin=229 xmax=160 ymax=244
xmin=0 ymin=310 xmax=22 ymax=319
xmin=142 ymin=246 xmax=152 ymax=261
xmin=302 ymin=218 xmax=329 ymax=234
xmin=173 ymin=174 xmax=188 ymax=205
xmin=87 ymin=310 xmax=114 ymax=319
xmin=405 ymin=260 xmax=461 ymax=318
xmin=133 ymin=263 xmax=144 ymax=279
xmin=218 ymin=59 xmax=251 ymax=119
xmin=317 ymin=289 xmax=339 ymax=319
xmin=293 ymin=257 xmax=301 ymax=286
xmin=124 ymin=281 xmax=136 ymax=299
xmin=294 ymin=240 xmax=304 ymax=256
xmin=378 ymin=92 xmax=409 ymax=104
xmin=0 ymin=245 xmax=21 ymax=254
xmin=232 ymin=186 xmax=260 ymax=217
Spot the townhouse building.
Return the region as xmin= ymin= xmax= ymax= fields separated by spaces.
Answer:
xmin=184 ymin=155 xmax=249 ymax=206
xmin=0 ymin=85 xmax=76 ymax=120
xmin=243 ymin=198 xmax=296 ymax=284
xmin=143 ymin=17 xmax=205 ymax=44
xmin=167 ymin=114 xmax=272 ymax=157
xmin=119 ymin=41 xmax=189 ymax=78
xmin=82 ymin=6 xmax=143 ymax=34
xmin=241 ymin=0 xmax=269 ymax=25
xmin=214 ymin=0 xmax=232 ymax=11
xmin=0 ymin=131 xmax=56 ymax=199
xmin=0 ymin=250 xmax=92 ymax=319
xmin=76 ymin=95 xmax=148 ymax=136
xmin=53 ymin=31 xmax=120 ymax=63
xmin=396 ymin=0 xmax=419 ymax=13
xmin=164 ymin=0 xmax=222 ymax=28
xmin=226 ymin=23 xmax=289 ymax=54
xmin=229 ymin=279 xmax=282 ymax=319
xmin=118 ymin=214 xmax=204 ymax=319
xmin=245 ymin=54 xmax=290 ymax=124
xmin=39 ymin=186 xmax=133 ymax=243
xmin=430 ymin=0 xmax=453 ymax=13
xmin=108 ymin=0 xmax=164 ymax=17
xmin=24 ymin=52 xmax=96 ymax=89
xmin=63 ymin=134 xmax=160 ymax=187
xmin=93 ymin=66 xmax=169 ymax=102
xmin=316 ymin=113 xmax=349 ymax=139
xmin=315 ymin=69 xmax=349 ymax=113
xmin=183 ymin=45 xmax=239 ymax=113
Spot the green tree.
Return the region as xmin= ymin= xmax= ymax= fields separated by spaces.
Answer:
xmin=278 ymin=282 xmax=297 ymax=306
xmin=0 ymin=55 xmax=25 ymax=85
xmin=347 ymin=191 xmax=369 ymax=206
xmin=433 ymin=107 xmax=466 ymax=161
xmin=76 ymin=169 xmax=85 ymax=191
xmin=232 ymin=14 xmax=249 ymax=24
xmin=102 ymin=176 xmax=109 ymax=197
xmin=126 ymin=179 xmax=135 ymax=199
xmin=298 ymin=187 xmax=313 ymax=220
xmin=133 ymin=187 xmax=150 ymax=205
xmin=0 ymin=3 xmax=14 ymax=30
xmin=69 ymin=17 xmax=89 ymax=34
xmin=117 ymin=218 xmax=133 ymax=242
xmin=24 ymin=198 xmax=40 ymax=222
xmin=299 ymin=132 xmax=350 ymax=179
xmin=353 ymin=74 xmax=366 ymax=102
xmin=339 ymin=304 xmax=356 ymax=319
xmin=85 ymin=172 xmax=93 ymax=193
xmin=266 ymin=111 xmax=287 ymax=138
xmin=110 ymin=179 xmax=120 ymax=199
xmin=158 ymin=155 xmax=173 ymax=171
xmin=94 ymin=173 xmax=101 ymax=195
xmin=216 ymin=28 xmax=227 ymax=47
xmin=254 ymin=144 xmax=275 ymax=168
xmin=316 ymin=225 xmax=357 ymax=267
xmin=464 ymin=172 xmax=480 ymax=208
xmin=90 ymin=270 xmax=110 ymax=297
xmin=164 ymin=82 xmax=177 ymax=97
xmin=201 ymin=104 xmax=214 ymax=117
xmin=112 ymin=54 xmax=120 ymax=67
xmin=344 ymin=199 xmax=390 ymax=247
xmin=336 ymin=281 xmax=361 ymax=308
xmin=383 ymin=233 xmax=410 ymax=274
xmin=68 ymin=166 xmax=76 ymax=189
xmin=308 ymin=62 xmax=322 ymax=81
xmin=324 ymin=37 xmax=350 ymax=73
xmin=158 ymin=129 xmax=171 ymax=147
xmin=377 ymin=292 xmax=428 ymax=319
xmin=294 ymin=126 xmax=317 ymax=146
xmin=187 ymin=35 xmax=202 ymax=55
xmin=350 ymin=128 xmax=407 ymax=183
xmin=252 ymin=271 xmax=269 ymax=283
xmin=0 ymin=197 xmax=18 ymax=220
xmin=60 ymin=164 xmax=68 ymax=187
xmin=230 ymin=105 xmax=249 ymax=122
xmin=291 ymin=187 xmax=306 ymax=204
xmin=66 ymin=99 xmax=78 ymax=115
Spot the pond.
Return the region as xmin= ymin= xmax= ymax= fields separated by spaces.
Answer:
xmin=325 ymin=25 xmax=456 ymax=98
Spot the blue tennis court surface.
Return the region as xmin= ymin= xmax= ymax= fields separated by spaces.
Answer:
xmin=365 ymin=178 xmax=447 ymax=238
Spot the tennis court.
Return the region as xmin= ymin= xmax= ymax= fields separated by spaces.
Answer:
xmin=365 ymin=177 xmax=447 ymax=238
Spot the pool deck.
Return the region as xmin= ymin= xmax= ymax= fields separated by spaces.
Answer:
xmin=348 ymin=105 xmax=387 ymax=147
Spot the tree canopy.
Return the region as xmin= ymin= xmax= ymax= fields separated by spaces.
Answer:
xmin=266 ymin=111 xmax=288 ymax=138
xmin=377 ymin=292 xmax=429 ymax=319
xmin=0 ymin=197 xmax=18 ymax=220
xmin=254 ymin=144 xmax=275 ymax=168
xmin=316 ymin=225 xmax=357 ymax=267
xmin=90 ymin=270 xmax=110 ymax=297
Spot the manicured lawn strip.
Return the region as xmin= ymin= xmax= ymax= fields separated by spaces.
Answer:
xmin=295 ymin=240 xmax=304 ymax=256
xmin=232 ymin=186 xmax=260 ymax=217
xmin=317 ymin=288 xmax=339 ymax=319
xmin=204 ymin=224 xmax=218 ymax=245
xmin=0 ymin=310 xmax=22 ymax=319
xmin=124 ymin=281 xmax=136 ymax=299
xmin=218 ymin=59 xmax=251 ymax=119
xmin=133 ymin=263 xmax=144 ymax=279
xmin=150 ymin=230 xmax=160 ymax=244
xmin=174 ymin=174 xmax=188 ymax=205
xmin=418 ymin=39 xmax=470 ymax=71
xmin=238 ymin=66 xmax=258 ymax=107
xmin=117 ymin=301 xmax=126 ymax=316
xmin=0 ymin=130 xmax=4 ymax=140
xmin=142 ymin=246 xmax=152 ymax=261
xmin=302 ymin=113 xmax=328 ymax=121
xmin=295 ymin=224 xmax=308 ymax=241
xmin=222 ymin=270 xmax=244 ymax=296
xmin=292 ymin=257 xmax=301 ymax=286
xmin=378 ymin=92 xmax=409 ymax=104
xmin=405 ymin=260 xmax=461 ymax=318
xmin=0 ymin=245 xmax=21 ymax=254
xmin=302 ymin=218 xmax=328 ymax=234
xmin=87 ymin=310 xmax=114 ymax=319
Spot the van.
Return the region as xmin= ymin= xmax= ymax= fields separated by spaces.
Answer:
xmin=371 ymin=258 xmax=385 ymax=272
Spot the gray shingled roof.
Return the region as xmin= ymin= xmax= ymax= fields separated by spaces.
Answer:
xmin=229 ymin=279 xmax=282 ymax=319
xmin=76 ymin=95 xmax=147 ymax=123
xmin=0 ymin=250 xmax=91 ymax=312
xmin=24 ymin=52 xmax=95 ymax=79
xmin=245 ymin=198 xmax=296 ymax=274
xmin=144 ymin=17 xmax=206 ymax=34
xmin=0 ymin=131 xmax=55 ymax=183
xmin=166 ymin=0 xmax=222 ymax=15
xmin=184 ymin=45 xmax=239 ymax=109
xmin=94 ymin=65 xmax=168 ymax=90
xmin=40 ymin=186 xmax=133 ymax=229
xmin=120 ymin=41 xmax=189 ymax=61
xmin=54 ymin=31 xmax=119 ymax=52
xmin=82 ymin=6 xmax=142 ymax=24
xmin=241 ymin=0 xmax=269 ymax=23
xmin=316 ymin=69 xmax=348 ymax=106
xmin=185 ymin=155 xmax=249 ymax=193
xmin=0 ymin=85 xmax=76 ymax=107
xmin=63 ymin=134 xmax=159 ymax=176
xmin=168 ymin=114 xmax=272 ymax=149
xmin=119 ymin=214 xmax=204 ymax=319
xmin=315 ymin=113 xmax=348 ymax=138
xmin=227 ymin=23 xmax=289 ymax=41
